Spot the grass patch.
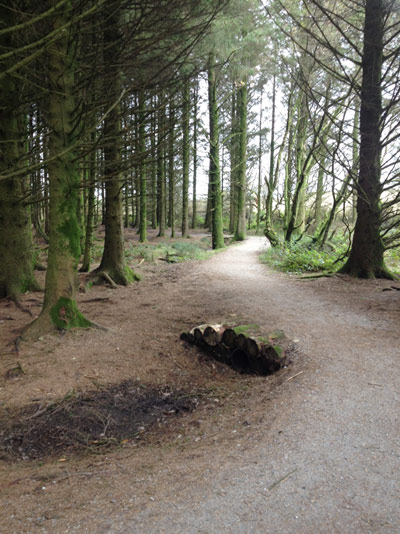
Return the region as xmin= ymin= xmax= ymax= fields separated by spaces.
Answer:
xmin=232 ymin=324 xmax=260 ymax=335
xmin=260 ymin=236 xmax=347 ymax=274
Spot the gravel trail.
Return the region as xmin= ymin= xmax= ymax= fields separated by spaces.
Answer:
xmin=118 ymin=237 xmax=400 ymax=534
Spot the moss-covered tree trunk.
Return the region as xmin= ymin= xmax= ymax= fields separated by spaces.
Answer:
xmin=0 ymin=5 xmax=39 ymax=300
xmin=340 ymin=0 xmax=391 ymax=279
xmin=93 ymin=6 xmax=138 ymax=285
xmin=234 ymin=81 xmax=248 ymax=242
xmin=181 ymin=80 xmax=190 ymax=238
xmin=24 ymin=2 xmax=90 ymax=338
xmin=208 ymin=55 xmax=224 ymax=249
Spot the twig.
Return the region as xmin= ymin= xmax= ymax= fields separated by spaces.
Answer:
xmin=286 ymin=371 xmax=304 ymax=382
xmin=267 ymin=469 xmax=297 ymax=492
xmin=84 ymin=375 xmax=103 ymax=380
xmin=296 ymin=273 xmax=334 ymax=280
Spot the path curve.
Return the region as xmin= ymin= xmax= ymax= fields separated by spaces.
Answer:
xmin=120 ymin=236 xmax=400 ymax=534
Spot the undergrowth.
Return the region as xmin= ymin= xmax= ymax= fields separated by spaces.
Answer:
xmin=384 ymin=248 xmax=400 ymax=276
xmin=126 ymin=238 xmax=213 ymax=264
xmin=260 ymin=235 xmax=348 ymax=274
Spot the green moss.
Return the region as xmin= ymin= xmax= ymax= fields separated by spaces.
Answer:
xmin=57 ymin=179 xmax=82 ymax=260
xmin=268 ymin=329 xmax=286 ymax=341
xmin=272 ymin=345 xmax=283 ymax=358
xmin=59 ymin=217 xmax=81 ymax=260
xmin=233 ymin=324 xmax=260 ymax=335
xmin=50 ymin=297 xmax=92 ymax=330
xmin=124 ymin=265 xmax=141 ymax=283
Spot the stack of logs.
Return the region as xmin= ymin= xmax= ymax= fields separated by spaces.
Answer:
xmin=181 ymin=324 xmax=289 ymax=375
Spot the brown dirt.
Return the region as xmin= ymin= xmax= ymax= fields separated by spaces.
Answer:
xmin=0 ymin=232 xmax=399 ymax=533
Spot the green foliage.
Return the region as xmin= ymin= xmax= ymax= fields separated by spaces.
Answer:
xmin=125 ymin=239 xmax=213 ymax=264
xmin=384 ymin=248 xmax=400 ymax=275
xmin=260 ymin=235 xmax=348 ymax=274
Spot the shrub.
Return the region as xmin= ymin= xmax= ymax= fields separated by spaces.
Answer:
xmin=260 ymin=235 xmax=348 ymax=274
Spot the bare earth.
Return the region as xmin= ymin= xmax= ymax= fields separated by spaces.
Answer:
xmin=0 ymin=235 xmax=399 ymax=533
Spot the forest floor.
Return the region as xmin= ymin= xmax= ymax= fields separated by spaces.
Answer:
xmin=0 ymin=231 xmax=399 ymax=533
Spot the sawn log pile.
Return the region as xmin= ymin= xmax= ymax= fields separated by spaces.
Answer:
xmin=181 ymin=324 xmax=289 ymax=375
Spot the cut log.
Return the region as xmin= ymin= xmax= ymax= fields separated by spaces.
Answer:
xmin=180 ymin=331 xmax=195 ymax=344
xmin=180 ymin=324 xmax=289 ymax=376
xmin=246 ymin=337 xmax=260 ymax=359
xmin=221 ymin=328 xmax=237 ymax=348
xmin=203 ymin=325 xmax=224 ymax=346
xmin=231 ymin=348 xmax=252 ymax=373
xmin=192 ymin=324 xmax=208 ymax=345
xmin=235 ymin=333 xmax=247 ymax=351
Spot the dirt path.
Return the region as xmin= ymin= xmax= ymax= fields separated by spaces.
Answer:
xmin=117 ymin=237 xmax=400 ymax=534
xmin=1 ymin=236 xmax=400 ymax=533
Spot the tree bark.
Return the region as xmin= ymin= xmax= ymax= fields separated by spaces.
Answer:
xmin=93 ymin=6 xmax=138 ymax=285
xmin=25 ymin=1 xmax=90 ymax=338
xmin=157 ymin=92 xmax=166 ymax=237
xmin=138 ymin=91 xmax=147 ymax=243
xmin=208 ymin=54 xmax=225 ymax=249
xmin=181 ymin=80 xmax=190 ymax=238
xmin=192 ymin=80 xmax=199 ymax=229
xmin=168 ymin=95 xmax=176 ymax=237
xmin=234 ymin=81 xmax=248 ymax=242
xmin=80 ymin=130 xmax=96 ymax=272
xmin=340 ymin=0 xmax=391 ymax=278
xmin=0 ymin=4 xmax=39 ymax=299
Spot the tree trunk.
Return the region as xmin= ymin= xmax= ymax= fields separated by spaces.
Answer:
xmin=181 ymin=80 xmax=190 ymax=238
xmin=157 ymin=93 xmax=166 ymax=237
xmin=256 ymin=89 xmax=263 ymax=234
xmin=0 ymin=4 xmax=39 ymax=299
xmin=229 ymin=90 xmax=238 ymax=234
xmin=138 ymin=91 xmax=147 ymax=243
xmin=93 ymin=6 xmax=138 ymax=285
xmin=80 ymin=131 xmax=97 ymax=272
xmin=168 ymin=96 xmax=176 ymax=237
xmin=24 ymin=1 xmax=90 ymax=338
xmin=234 ymin=81 xmax=248 ymax=242
xmin=340 ymin=0 xmax=391 ymax=278
xmin=192 ymin=80 xmax=199 ymax=229
xmin=208 ymin=55 xmax=224 ymax=249
xmin=150 ymin=97 xmax=157 ymax=229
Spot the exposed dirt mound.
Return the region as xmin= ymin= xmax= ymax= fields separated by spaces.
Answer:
xmin=0 ymin=380 xmax=198 ymax=461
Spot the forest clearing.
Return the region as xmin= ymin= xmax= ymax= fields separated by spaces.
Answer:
xmin=1 ymin=235 xmax=400 ymax=533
